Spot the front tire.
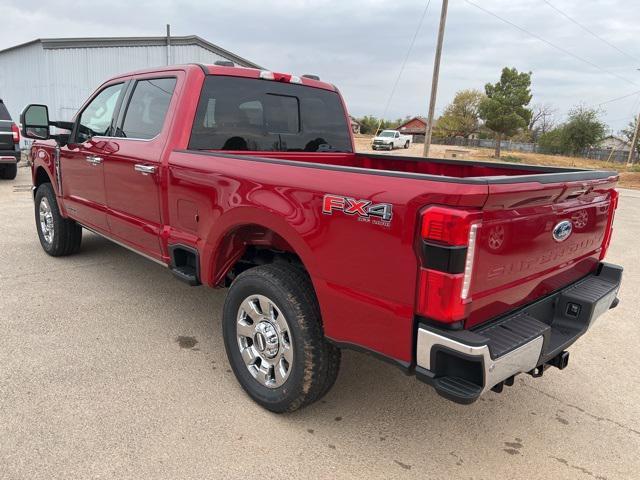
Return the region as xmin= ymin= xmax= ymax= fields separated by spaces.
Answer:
xmin=222 ymin=263 xmax=341 ymax=413
xmin=34 ymin=183 xmax=82 ymax=256
xmin=0 ymin=163 xmax=17 ymax=180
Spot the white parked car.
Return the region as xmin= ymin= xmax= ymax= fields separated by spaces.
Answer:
xmin=372 ymin=130 xmax=412 ymax=151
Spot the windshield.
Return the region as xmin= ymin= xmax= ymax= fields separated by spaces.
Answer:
xmin=189 ymin=76 xmax=353 ymax=153
xmin=378 ymin=131 xmax=395 ymax=137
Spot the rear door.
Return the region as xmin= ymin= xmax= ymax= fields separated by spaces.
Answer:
xmin=103 ymin=75 xmax=178 ymax=259
xmin=61 ymin=82 xmax=126 ymax=231
xmin=465 ymin=176 xmax=619 ymax=327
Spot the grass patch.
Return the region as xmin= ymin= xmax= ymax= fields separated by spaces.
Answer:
xmin=501 ymin=154 xmax=523 ymax=163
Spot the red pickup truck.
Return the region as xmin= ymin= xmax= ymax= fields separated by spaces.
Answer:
xmin=21 ymin=64 xmax=622 ymax=412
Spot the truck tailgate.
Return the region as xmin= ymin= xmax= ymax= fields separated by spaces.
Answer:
xmin=465 ymin=175 xmax=619 ymax=327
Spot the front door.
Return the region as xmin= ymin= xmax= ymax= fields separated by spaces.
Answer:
xmin=61 ymin=82 xmax=126 ymax=231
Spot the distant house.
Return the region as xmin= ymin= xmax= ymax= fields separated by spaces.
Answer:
xmin=349 ymin=116 xmax=362 ymax=134
xmin=396 ymin=116 xmax=427 ymax=142
xmin=599 ymin=135 xmax=630 ymax=152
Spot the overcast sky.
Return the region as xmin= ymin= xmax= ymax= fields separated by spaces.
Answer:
xmin=2 ymin=0 xmax=639 ymax=132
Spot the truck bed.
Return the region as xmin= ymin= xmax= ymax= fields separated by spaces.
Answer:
xmin=174 ymin=146 xmax=618 ymax=354
xmin=201 ymin=150 xmax=618 ymax=183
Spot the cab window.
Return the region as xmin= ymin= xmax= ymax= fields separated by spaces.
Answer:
xmin=76 ymin=83 xmax=124 ymax=142
xmin=189 ymin=76 xmax=352 ymax=152
xmin=118 ymin=78 xmax=177 ymax=139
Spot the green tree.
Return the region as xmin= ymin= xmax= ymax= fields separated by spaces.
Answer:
xmin=434 ymin=89 xmax=485 ymax=138
xmin=561 ymin=105 xmax=607 ymax=154
xmin=538 ymin=127 xmax=566 ymax=154
xmin=620 ymin=116 xmax=640 ymax=158
xmin=357 ymin=116 xmax=407 ymax=135
xmin=478 ymin=67 xmax=533 ymax=157
xmin=537 ymin=106 xmax=607 ymax=156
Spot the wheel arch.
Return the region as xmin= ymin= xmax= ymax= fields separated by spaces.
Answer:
xmin=34 ymin=166 xmax=52 ymax=190
xmin=204 ymin=216 xmax=316 ymax=289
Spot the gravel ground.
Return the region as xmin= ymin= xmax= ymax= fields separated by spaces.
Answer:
xmin=1 ymin=165 xmax=638 ymax=479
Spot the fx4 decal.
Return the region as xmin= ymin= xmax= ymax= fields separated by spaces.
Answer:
xmin=322 ymin=194 xmax=393 ymax=226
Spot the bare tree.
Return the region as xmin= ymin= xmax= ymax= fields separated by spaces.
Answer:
xmin=529 ymin=104 xmax=556 ymax=141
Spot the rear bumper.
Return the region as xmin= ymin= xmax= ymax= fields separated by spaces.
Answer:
xmin=0 ymin=149 xmax=19 ymax=164
xmin=415 ymin=262 xmax=623 ymax=404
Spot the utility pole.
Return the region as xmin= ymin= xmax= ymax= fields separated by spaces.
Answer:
xmin=627 ymin=111 xmax=640 ymax=166
xmin=166 ymin=24 xmax=171 ymax=66
xmin=423 ymin=0 xmax=449 ymax=158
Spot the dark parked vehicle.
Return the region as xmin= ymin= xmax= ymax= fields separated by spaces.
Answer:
xmin=0 ymin=100 xmax=20 ymax=180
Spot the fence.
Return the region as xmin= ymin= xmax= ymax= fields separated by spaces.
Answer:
xmin=430 ymin=137 xmax=631 ymax=164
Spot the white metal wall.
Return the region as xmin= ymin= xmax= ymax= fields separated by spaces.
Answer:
xmin=0 ymin=43 xmax=230 ymax=128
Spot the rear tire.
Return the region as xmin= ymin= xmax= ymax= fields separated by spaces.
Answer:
xmin=404 ymin=141 xmax=410 ymax=149
xmin=0 ymin=162 xmax=17 ymax=180
xmin=34 ymin=182 xmax=82 ymax=256
xmin=222 ymin=263 xmax=341 ymax=413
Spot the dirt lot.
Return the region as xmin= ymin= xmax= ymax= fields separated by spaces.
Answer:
xmin=355 ymin=136 xmax=640 ymax=189
xmin=1 ymin=165 xmax=639 ymax=479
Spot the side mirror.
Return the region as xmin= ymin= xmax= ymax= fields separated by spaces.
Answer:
xmin=20 ymin=104 xmax=50 ymax=140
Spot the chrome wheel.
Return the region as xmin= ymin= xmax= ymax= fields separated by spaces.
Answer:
xmin=236 ymin=294 xmax=293 ymax=388
xmin=39 ymin=197 xmax=54 ymax=244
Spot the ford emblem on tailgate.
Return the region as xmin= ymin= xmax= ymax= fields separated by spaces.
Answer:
xmin=552 ymin=220 xmax=573 ymax=242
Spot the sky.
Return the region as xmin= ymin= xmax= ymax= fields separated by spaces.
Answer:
xmin=2 ymin=0 xmax=639 ymax=133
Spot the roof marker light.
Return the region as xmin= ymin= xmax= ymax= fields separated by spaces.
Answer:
xmin=260 ymin=71 xmax=275 ymax=80
xmin=289 ymin=75 xmax=302 ymax=84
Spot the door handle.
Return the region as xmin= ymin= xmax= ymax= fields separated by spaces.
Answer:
xmin=134 ymin=164 xmax=157 ymax=175
xmin=85 ymin=155 xmax=103 ymax=165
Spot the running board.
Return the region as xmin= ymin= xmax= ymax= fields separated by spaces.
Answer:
xmin=169 ymin=244 xmax=201 ymax=286
xmin=170 ymin=265 xmax=200 ymax=286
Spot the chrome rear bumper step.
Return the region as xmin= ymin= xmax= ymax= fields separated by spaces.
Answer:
xmin=415 ymin=262 xmax=622 ymax=404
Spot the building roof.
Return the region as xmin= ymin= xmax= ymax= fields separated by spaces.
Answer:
xmin=349 ymin=115 xmax=362 ymax=126
xmin=396 ymin=116 xmax=427 ymax=134
xmin=0 ymin=35 xmax=263 ymax=69
xmin=396 ymin=116 xmax=427 ymax=129
xmin=601 ymin=135 xmax=629 ymax=144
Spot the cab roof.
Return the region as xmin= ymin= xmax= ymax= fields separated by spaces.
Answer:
xmin=109 ymin=64 xmax=337 ymax=92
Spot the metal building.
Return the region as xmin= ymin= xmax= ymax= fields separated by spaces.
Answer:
xmin=0 ymin=35 xmax=262 ymax=126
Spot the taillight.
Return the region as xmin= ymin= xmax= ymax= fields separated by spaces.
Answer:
xmin=416 ymin=206 xmax=482 ymax=324
xmin=11 ymin=123 xmax=20 ymax=143
xmin=600 ymin=190 xmax=619 ymax=260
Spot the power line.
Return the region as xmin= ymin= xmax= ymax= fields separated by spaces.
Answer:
xmin=593 ymin=89 xmax=640 ymax=108
xmin=376 ymin=0 xmax=432 ymax=132
xmin=464 ymin=0 xmax=638 ymax=87
xmin=541 ymin=0 xmax=640 ymax=64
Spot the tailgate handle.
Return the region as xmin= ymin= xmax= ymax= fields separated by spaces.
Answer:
xmin=566 ymin=186 xmax=592 ymax=199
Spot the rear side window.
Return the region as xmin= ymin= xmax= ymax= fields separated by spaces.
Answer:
xmin=0 ymin=101 xmax=12 ymax=121
xmin=119 ymin=78 xmax=176 ymax=139
xmin=189 ymin=76 xmax=352 ymax=152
